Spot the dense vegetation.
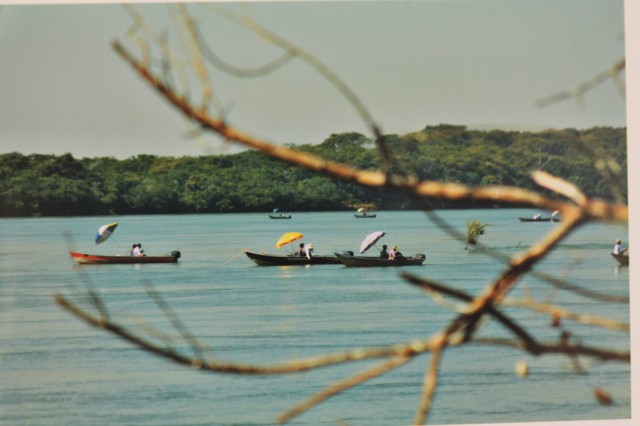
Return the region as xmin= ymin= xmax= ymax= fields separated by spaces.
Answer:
xmin=0 ymin=125 xmax=627 ymax=217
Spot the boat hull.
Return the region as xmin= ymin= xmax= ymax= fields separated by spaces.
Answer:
xmin=269 ymin=214 xmax=291 ymax=219
xmin=244 ymin=250 xmax=340 ymax=266
xmin=611 ymin=252 xmax=629 ymax=266
xmin=519 ymin=217 xmax=552 ymax=222
xmin=354 ymin=213 xmax=376 ymax=218
xmin=69 ymin=251 xmax=180 ymax=264
xmin=334 ymin=252 xmax=425 ymax=267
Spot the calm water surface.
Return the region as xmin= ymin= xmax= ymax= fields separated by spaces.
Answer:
xmin=0 ymin=209 xmax=631 ymax=425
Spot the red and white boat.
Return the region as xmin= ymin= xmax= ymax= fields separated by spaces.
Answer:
xmin=69 ymin=251 xmax=181 ymax=264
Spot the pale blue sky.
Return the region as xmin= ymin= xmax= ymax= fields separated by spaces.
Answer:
xmin=0 ymin=0 xmax=630 ymax=159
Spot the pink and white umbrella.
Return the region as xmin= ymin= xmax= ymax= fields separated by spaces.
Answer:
xmin=359 ymin=231 xmax=386 ymax=254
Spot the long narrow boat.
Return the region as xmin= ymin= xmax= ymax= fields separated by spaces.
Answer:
xmin=518 ymin=217 xmax=552 ymax=222
xmin=611 ymin=252 xmax=629 ymax=266
xmin=354 ymin=212 xmax=376 ymax=218
xmin=334 ymin=252 xmax=425 ymax=267
xmin=69 ymin=251 xmax=181 ymax=264
xmin=269 ymin=213 xmax=292 ymax=219
xmin=244 ymin=250 xmax=340 ymax=266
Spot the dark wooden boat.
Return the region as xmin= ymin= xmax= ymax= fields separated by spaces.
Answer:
xmin=269 ymin=214 xmax=292 ymax=219
xmin=611 ymin=252 xmax=629 ymax=266
xmin=244 ymin=250 xmax=340 ymax=266
xmin=334 ymin=252 xmax=425 ymax=267
xmin=69 ymin=251 xmax=181 ymax=264
xmin=354 ymin=212 xmax=376 ymax=218
xmin=518 ymin=217 xmax=552 ymax=222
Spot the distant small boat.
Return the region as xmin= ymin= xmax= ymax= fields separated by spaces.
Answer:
xmin=353 ymin=208 xmax=376 ymax=218
xmin=354 ymin=212 xmax=376 ymax=218
xmin=333 ymin=251 xmax=425 ymax=267
xmin=518 ymin=217 xmax=552 ymax=222
xmin=520 ymin=211 xmax=561 ymax=222
xmin=69 ymin=251 xmax=181 ymax=264
xmin=269 ymin=208 xmax=291 ymax=219
xmin=611 ymin=252 xmax=629 ymax=266
xmin=244 ymin=250 xmax=340 ymax=266
xmin=269 ymin=213 xmax=292 ymax=219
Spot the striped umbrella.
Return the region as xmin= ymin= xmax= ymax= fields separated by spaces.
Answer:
xmin=95 ymin=222 xmax=118 ymax=245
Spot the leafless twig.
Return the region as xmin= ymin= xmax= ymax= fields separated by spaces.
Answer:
xmin=56 ymin=6 xmax=629 ymax=424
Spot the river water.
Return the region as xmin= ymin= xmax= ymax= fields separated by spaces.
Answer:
xmin=0 ymin=209 xmax=632 ymax=425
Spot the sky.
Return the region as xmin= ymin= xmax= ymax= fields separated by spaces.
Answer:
xmin=0 ymin=0 xmax=632 ymax=160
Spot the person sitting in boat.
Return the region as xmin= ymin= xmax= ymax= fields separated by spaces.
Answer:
xmin=613 ymin=239 xmax=628 ymax=256
xmin=304 ymin=243 xmax=315 ymax=259
xmin=379 ymin=245 xmax=389 ymax=259
xmin=130 ymin=244 xmax=137 ymax=256
xmin=131 ymin=243 xmax=145 ymax=257
xmin=297 ymin=243 xmax=305 ymax=257
xmin=533 ymin=213 xmax=542 ymax=220
xmin=389 ymin=245 xmax=403 ymax=260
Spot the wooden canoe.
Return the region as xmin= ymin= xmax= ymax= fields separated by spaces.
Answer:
xmin=611 ymin=252 xmax=629 ymax=266
xmin=334 ymin=252 xmax=425 ymax=267
xmin=244 ymin=250 xmax=340 ymax=266
xmin=69 ymin=251 xmax=181 ymax=264
xmin=518 ymin=217 xmax=552 ymax=222
xmin=269 ymin=214 xmax=292 ymax=219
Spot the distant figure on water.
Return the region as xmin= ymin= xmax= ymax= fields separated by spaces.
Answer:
xmin=131 ymin=243 xmax=144 ymax=256
xmin=389 ymin=245 xmax=403 ymax=260
xmin=613 ymin=239 xmax=628 ymax=256
xmin=304 ymin=243 xmax=315 ymax=259
xmin=379 ymin=244 xmax=389 ymax=259
xmin=297 ymin=243 xmax=305 ymax=257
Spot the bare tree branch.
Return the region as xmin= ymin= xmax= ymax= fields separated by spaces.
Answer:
xmin=536 ymin=58 xmax=626 ymax=107
xmin=278 ymin=355 xmax=412 ymax=424
xmin=55 ymin=7 xmax=629 ymax=424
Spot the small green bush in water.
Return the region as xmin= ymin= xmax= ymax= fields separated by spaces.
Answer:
xmin=466 ymin=219 xmax=488 ymax=249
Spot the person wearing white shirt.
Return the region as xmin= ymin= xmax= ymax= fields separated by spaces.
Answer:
xmin=613 ymin=239 xmax=628 ymax=255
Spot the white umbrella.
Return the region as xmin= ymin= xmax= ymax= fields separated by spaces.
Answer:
xmin=359 ymin=231 xmax=386 ymax=254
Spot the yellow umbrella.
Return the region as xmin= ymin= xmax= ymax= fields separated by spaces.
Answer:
xmin=275 ymin=232 xmax=304 ymax=248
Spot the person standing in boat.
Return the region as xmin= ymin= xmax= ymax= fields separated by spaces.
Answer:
xmin=379 ymin=245 xmax=389 ymax=259
xmin=613 ymin=239 xmax=628 ymax=256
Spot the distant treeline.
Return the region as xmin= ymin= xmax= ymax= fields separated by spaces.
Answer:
xmin=0 ymin=125 xmax=627 ymax=217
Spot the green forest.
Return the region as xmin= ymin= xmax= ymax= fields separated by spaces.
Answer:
xmin=0 ymin=125 xmax=627 ymax=217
